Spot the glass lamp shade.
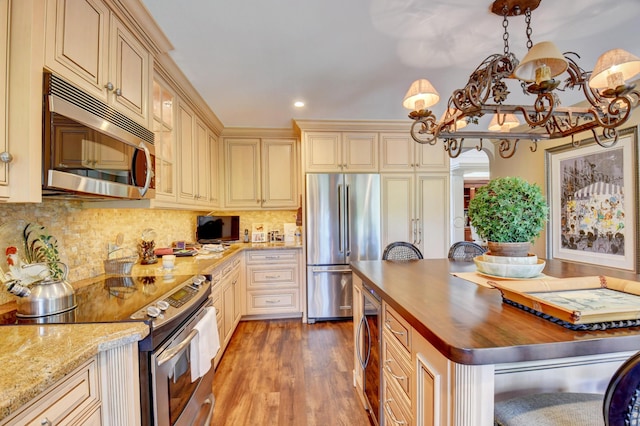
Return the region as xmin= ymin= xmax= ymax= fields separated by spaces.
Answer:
xmin=589 ymin=48 xmax=640 ymax=89
xmin=514 ymin=41 xmax=569 ymax=83
xmin=488 ymin=113 xmax=520 ymax=131
xmin=402 ymin=79 xmax=440 ymax=110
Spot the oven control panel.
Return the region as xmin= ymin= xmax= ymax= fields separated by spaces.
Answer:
xmin=130 ymin=275 xmax=210 ymax=325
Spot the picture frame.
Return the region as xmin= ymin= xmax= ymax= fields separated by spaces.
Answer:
xmin=545 ymin=127 xmax=639 ymax=272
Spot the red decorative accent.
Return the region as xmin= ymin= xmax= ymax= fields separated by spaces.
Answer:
xmin=599 ymin=276 xmax=608 ymax=288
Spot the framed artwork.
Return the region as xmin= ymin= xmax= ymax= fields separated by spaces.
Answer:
xmin=545 ymin=127 xmax=639 ymax=272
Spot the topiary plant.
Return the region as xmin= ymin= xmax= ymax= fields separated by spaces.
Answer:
xmin=468 ymin=176 xmax=548 ymax=243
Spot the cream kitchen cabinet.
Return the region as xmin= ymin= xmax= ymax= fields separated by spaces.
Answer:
xmin=303 ymin=131 xmax=378 ymax=172
xmin=210 ymin=268 xmax=224 ymax=369
xmin=245 ymin=249 xmax=302 ymax=317
xmin=45 ymin=0 xmax=152 ymax=126
xmin=221 ymin=255 xmax=242 ymax=347
xmin=2 ymin=358 xmax=101 ymax=426
xmin=152 ymin=77 xmax=177 ymax=201
xmin=224 ymin=138 xmax=297 ymax=209
xmin=0 ymin=0 xmax=9 ymax=199
xmin=379 ymin=132 xmax=449 ymax=172
xmin=176 ymin=102 xmax=214 ymax=206
xmin=381 ymin=173 xmax=449 ymax=259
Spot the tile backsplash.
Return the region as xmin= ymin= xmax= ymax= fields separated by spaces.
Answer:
xmin=0 ymin=200 xmax=296 ymax=305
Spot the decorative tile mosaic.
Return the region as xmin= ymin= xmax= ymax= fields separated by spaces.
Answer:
xmin=0 ymin=200 xmax=296 ymax=305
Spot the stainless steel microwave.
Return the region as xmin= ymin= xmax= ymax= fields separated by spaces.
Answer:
xmin=42 ymin=73 xmax=155 ymax=199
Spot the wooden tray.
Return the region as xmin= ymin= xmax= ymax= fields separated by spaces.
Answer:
xmin=488 ymin=276 xmax=640 ymax=325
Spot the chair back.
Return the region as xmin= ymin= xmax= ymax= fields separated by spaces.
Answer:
xmin=382 ymin=242 xmax=423 ymax=261
xmin=448 ymin=241 xmax=486 ymax=261
xmin=604 ymin=351 xmax=640 ymax=426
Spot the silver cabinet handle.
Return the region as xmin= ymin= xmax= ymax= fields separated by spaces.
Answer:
xmin=40 ymin=418 xmax=52 ymax=426
xmin=384 ymin=319 xmax=405 ymax=336
xmin=265 ymin=299 xmax=281 ymax=304
xmin=265 ymin=275 xmax=280 ymax=279
xmin=384 ymin=399 xmax=407 ymax=425
xmin=114 ymin=88 xmax=122 ymax=97
xmin=104 ymin=81 xmax=114 ymax=91
xmin=0 ymin=151 xmax=12 ymax=163
xmin=384 ymin=359 xmax=406 ymax=381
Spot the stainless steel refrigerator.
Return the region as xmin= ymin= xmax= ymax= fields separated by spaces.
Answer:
xmin=306 ymin=173 xmax=380 ymax=322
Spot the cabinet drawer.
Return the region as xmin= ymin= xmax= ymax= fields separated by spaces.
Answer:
xmin=246 ymin=250 xmax=298 ymax=264
xmin=383 ymin=371 xmax=413 ymax=426
xmin=247 ymin=264 xmax=297 ymax=288
xmin=383 ymin=303 xmax=412 ymax=353
xmin=382 ymin=336 xmax=412 ymax=400
xmin=5 ymin=359 xmax=100 ymax=426
xmin=247 ymin=290 xmax=299 ymax=313
xmin=210 ymin=269 xmax=222 ymax=288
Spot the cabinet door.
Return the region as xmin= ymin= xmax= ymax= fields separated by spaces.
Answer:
xmin=381 ymin=174 xmax=415 ymax=248
xmin=109 ymin=16 xmax=150 ymax=126
xmin=224 ymin=138 xmax=261 ymax=208
xmin=304 ymin=132 xmax=341 ymax=172
xmin=415 ymin=174 xmax=449 ymax=259
xmin=379 ymin=133 xmax=414 ymax=172
xmin=152 ymin=78 xmax=176 ymax=200
xmin=45 ymin=0 xmax=110 ymax=101
xmin=415 ymin=142 xmax=449 ymax=171
xmin=194 ymin=119 xmax=210 ymax=204
xmin=232 ymin=270 xmax=241 ymax=325
xmin=177 ymin=103 xmax=196 ymax=201
xmin=261 ymin=138 xmax=297 ymax=208
xmin=342 ymin=132 xmax=378 ymax=172
xmin=208 ymin=132 xmax=220 ymax=207
xmin=0 ymin=0 xmax=8 ymax=191
xmin=222 ymin=279 xmax=235 ymax=345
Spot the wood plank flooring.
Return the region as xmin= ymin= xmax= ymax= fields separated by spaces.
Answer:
xmin=211 ymin=319 xmax=372 ymax=426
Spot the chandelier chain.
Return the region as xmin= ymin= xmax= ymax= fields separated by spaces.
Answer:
xmin=502 ymin=6 xmax=510 ymax=55
xmin=525 ymin=8 xmax=533 ymax=50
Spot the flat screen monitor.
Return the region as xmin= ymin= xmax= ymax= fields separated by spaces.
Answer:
xmin=196 ymin=215 xmax=240 ymax=243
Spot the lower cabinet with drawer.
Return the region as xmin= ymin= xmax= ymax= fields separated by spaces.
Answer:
xmin=3 ymin=358 xmax=101 ymax=426
xmin=382 ymin=302 xmax=414 ymax=426
xmin=245 ymin=249 xmax=302 ymax=318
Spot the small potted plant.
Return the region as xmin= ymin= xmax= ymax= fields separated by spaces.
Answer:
xmin=468 ymin=176 xmax=548 ymax=257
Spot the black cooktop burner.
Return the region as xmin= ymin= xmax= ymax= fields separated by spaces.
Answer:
xmin=9 ymin=274 xmax=196 ymax=325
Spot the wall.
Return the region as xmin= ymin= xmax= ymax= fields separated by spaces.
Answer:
xmin=0 ymin=201 xmax=296 ymax=304
xmin=490 ymin=109 xmax=640 ymax=258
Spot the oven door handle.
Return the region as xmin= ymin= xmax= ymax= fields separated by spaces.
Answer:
xmin=157 ymin=328 xmax=198 ymax=367
xmin=195 ymin=393 xmax=215 ymax=426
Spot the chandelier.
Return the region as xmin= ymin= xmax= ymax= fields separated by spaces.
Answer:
xmin=404 ymin=0 xmax=640 ymax=159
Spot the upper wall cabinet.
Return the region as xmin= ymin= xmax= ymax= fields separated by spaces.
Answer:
xmin=224 ymin=138 xmax=298 ymax=209
xmin=152 ymin=77 xmax=176 ymax=202
xmin=45 ymin=0 xmax=152 ymax=127
xmin=379 ymin=132 xmax=449 ymax=172
xmin=304 ymin=132 xmax=378 ymax=173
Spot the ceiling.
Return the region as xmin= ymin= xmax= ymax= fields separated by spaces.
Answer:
xmin=140 ymin=0 xmax=640 ymax=130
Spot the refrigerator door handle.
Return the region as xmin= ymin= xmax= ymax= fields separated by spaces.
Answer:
xmin=311 ymin=267 xmax=352 ymax=273
xmin=345 ymin=184 xmax=351 ymax=256
xmin=338 ymin=184 xmax=344 ymax=254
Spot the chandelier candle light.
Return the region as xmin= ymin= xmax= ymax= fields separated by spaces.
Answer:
xmin=404 ymin=0 xmax=640 ymax=159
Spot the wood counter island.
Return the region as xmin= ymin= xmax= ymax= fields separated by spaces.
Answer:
xmin=351 ymin=258 xmax=640 ymax=426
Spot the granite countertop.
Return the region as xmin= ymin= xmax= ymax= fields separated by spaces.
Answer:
xmin=0 ymin=241 xmax=302 ymax=420
xmin=0 ymin=321 xmax=149 ymax=421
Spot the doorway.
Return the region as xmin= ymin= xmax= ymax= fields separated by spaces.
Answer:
xmin=450 ymin=149 xmax=490 ymax=244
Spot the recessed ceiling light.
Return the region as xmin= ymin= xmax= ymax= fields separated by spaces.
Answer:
xmin=294 ymin=101 xmax=305 ymax=108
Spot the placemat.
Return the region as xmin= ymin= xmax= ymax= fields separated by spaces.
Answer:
xmin=450 ymin=271 xmax=552 ymax=288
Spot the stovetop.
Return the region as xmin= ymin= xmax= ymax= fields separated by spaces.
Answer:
xmin=5 ymin=273 xmax=206 ymax=325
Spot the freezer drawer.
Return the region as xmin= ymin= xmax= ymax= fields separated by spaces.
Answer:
xmin=307 ymin=265 xmax=353 ymax=322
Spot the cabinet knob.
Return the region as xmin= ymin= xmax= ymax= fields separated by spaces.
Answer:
xmin=104 ymin=82 xmax=114 ymax=91
xmin=0 ymin=151 xmax=13 ymax=163
xmin=40 ymin=418 xmax=52 ymax=426
xmin=114 ymin=88 xmax=122 ymax=97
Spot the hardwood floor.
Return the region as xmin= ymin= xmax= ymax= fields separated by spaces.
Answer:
xmin=211 ymin=319 xmax=372 ymax=426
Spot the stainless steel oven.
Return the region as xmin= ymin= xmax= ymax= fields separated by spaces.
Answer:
xmin=137 ymin=276 xmax=216 ymax=426
xmin=150 ymin=304 xmax=214 ymax=426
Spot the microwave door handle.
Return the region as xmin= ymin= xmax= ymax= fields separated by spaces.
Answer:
xmin=157 ymin=328 xmax=198 ymax=367
xmin=138 ymin=142 xmax=154 ymax=197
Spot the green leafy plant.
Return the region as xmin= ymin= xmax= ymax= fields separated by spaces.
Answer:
xmin=468 ymin=176 xmax=548 ymax=243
